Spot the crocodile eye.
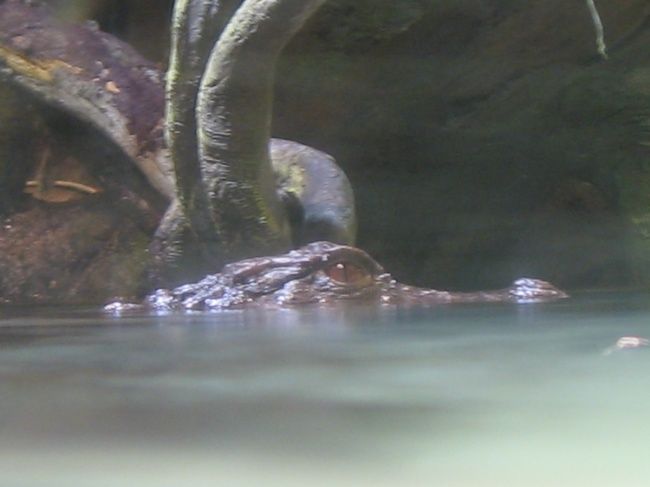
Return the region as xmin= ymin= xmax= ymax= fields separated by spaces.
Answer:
xmin=324 ymin=262 xmax=372 ymax=285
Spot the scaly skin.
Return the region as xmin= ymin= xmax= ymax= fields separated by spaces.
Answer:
xmin=105 ymin=242 xmax=568 ymax=311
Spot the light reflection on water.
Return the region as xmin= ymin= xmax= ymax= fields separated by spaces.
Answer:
xmin=1 ymin=292 xmax=650 ymax=486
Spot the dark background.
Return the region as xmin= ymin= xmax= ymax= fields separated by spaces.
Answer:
xmin=47 ymin=0 xmax=650 ymax=291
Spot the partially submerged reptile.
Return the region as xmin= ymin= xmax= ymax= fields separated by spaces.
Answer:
xmin=0 ymin=1 xmax=567 ymax=308
xmin=106 ymin=242 xmax=567 ymax=311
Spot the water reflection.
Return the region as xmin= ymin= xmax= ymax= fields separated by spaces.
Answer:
xmin=1 ymin=294 xmax=649 ymax=486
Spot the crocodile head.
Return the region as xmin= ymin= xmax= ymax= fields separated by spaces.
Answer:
xmin=119 ymin=241 xmax=567 ymax=311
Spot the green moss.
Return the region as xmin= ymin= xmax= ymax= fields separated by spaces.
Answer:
xmin=76 ymin=214 xmax=153 ymax=300
xmin=101 ymin=230 xmax=151 ymax=298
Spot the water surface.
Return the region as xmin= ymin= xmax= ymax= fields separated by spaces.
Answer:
xmin=1 ymin=292 xmax=649 ymax=486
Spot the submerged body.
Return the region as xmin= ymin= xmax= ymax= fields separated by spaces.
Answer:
xmin=106 ymin=242 xmax=567 ymax=312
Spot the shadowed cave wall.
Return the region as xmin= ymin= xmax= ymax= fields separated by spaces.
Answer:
xmin=47 ymin=0 xmax=650 ymax=290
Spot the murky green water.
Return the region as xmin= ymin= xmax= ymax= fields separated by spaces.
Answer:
xmin=1 ymin=292 xmax=649 ymax=486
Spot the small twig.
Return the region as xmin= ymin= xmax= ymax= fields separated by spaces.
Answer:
xmin=585 ymin=0 xmax=608 ymax=60
xmin=25 ymin=179 xmax=101 ymax=194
